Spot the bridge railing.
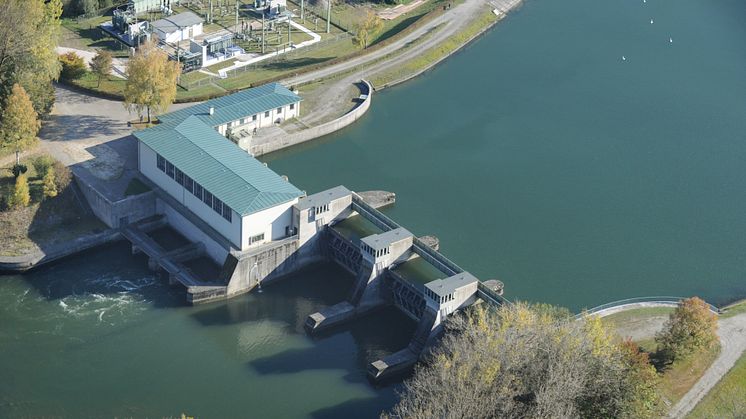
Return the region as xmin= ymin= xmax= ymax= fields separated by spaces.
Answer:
xmin=577 ymin=296 xmax=720 ymax=319
xmin=351 ymin=194 xmax=400 ymax=232
xmin=477 ymin=282 xmax=511 ymax=307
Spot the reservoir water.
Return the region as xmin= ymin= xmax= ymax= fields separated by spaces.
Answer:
xmin=2 ymin=0 xmax=746 ymax=416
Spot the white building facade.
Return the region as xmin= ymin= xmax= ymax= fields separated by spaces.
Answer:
xmin=134 ymin=83 xmax=304 ymax=258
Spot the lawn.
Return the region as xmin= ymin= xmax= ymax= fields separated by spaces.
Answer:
xmin=658 ymin=345 xmax=721 ymax=406
xmin=720 ymin=300 xmax=746 ymax=318
xmin=688 ymin=352 xmax=746 ymax=418
xmin=60 ymin=15 xmax=130 ymax=57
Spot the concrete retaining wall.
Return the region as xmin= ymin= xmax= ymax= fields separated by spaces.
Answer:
xmin=250 ymin=80 xmax=373 ymax=156
xmin=75 ymin=175 xmax=156 ymax=228
xmin=0 ymin=229 xmax=121 ymax=273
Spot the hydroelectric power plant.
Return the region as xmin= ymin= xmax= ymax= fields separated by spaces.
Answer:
xmin=70 ymin=83 xmax=509 ymax=381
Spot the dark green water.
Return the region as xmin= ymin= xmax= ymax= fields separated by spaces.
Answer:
xmin=3 ymin=0 xmax=746 ymax=416
xmin=266 ymin=0 xmax=746 ymax=310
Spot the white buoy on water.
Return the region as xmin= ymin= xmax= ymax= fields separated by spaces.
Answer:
xmin=622 ymin=56 xmax=626 ymax=61
xmin=650 ymin=19 xmax=654 ymax=24
xmin=669 ymin=37 xmax=673 ymax=43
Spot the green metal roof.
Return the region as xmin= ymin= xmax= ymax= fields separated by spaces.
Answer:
xmin=134 ymin=84 xmax=303 ymax=216
xmin=159 ymin=82 xmax=302 ymax=127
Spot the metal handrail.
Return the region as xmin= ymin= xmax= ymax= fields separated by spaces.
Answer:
xmin=577 ymin=296 xmax=720 ymax=319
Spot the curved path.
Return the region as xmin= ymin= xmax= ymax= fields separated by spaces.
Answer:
xmin=667 ymin=313 xmax=746 ymax=418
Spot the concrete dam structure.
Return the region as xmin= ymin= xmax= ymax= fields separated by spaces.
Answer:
xmin=116 ymin=183 xmax=506 ymax=380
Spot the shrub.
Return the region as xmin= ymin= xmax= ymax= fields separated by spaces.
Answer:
xmin=8 ymin=174 xmax=30 ymax=208
xmin=43 ymin=168 xmax=58 ymax=199
xmin=52 ymin=161 xmax=72 ymax=190
xmin=59 ymin=52 xmax=88 ymax=80
xmin=50 ymin=160 xmax=72 ymax=191
xmin=32 ymin=155 xmax=55 ymax=178
xmin=11 ymin=164 xmax=28 ymax=178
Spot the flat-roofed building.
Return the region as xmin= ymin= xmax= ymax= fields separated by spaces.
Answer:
xmin=151 ymin=11 xmax=204 ymax=44
xmin=133 ymin=83 xmax=304 ymax=259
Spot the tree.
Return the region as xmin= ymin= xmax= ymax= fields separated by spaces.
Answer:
xmin=9 ymin=174 xmax=31 ymax=208
xmin=353 ymin=11 xmax=383 ymax=49
xmin=386 ymin=304 xmax=662 ymax=419
xmin=90 ymin=50 xmax=113 ymax=87
xmin=123 ymin=40 xmax=181 ymax=123
xmin=43 ymin=167 xmax=58 ymax=199
xmin=0 ymin=84 xmax=41 ymax=166
xmin=656 ymin=297 xmax=718 ymax=363
xmin=59 ymin=51 xmax=88 ymax=80
xmin=0 ymin=0 xmax=62 ymax=116
xmin=32 ymin=155 xmax=55 ymax=177
xmin=76 ymin=0 xmax=98 ymax=16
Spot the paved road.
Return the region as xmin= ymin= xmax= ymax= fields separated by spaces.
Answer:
xmin=36 ymin=84 xmax=193 ymax=200
xmin=668 ymin=313 xmax=746 ymax=418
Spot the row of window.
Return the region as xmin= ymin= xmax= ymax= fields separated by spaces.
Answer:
xmin=156 ymin=154 xmax=233 ymax=223
xmin=425 ymin=288 xmax=455 ymax=304
xmin=249 ymin=233 xmax=264 ymax=245
xmin=225 ymin=104 xmax=296 ymax=128
xmin=362 ymin=244 xmax=390 ymax=258
xmin=314 ymin=204 xmax=329 ymax=215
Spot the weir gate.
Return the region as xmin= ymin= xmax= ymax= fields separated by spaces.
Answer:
xmin=120 ymin=184 xmax=506 ymax=381
xmin=300 ymin=188 xmax=507 ymax=380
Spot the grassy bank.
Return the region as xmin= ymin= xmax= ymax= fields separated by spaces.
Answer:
xmin=370 ymin=7 xmax=498 ymax=88
xmin=0 ymin=154 xmax=106 ymax=257
xmin=602 ymin=306 xmax=721 ymax=411
xmin=688 ymin=352 xmax=746 ymax=417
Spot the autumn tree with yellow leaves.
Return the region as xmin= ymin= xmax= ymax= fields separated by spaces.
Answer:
xmin=0 ymin=84 xmax=41 ymax=166
xmin=123 ymin=40 xmax=181 ymax=123
xmin=386 ymin=304 xmax=662 ymax=419
xmin=353 ymin=11 xmax=383 ymax=49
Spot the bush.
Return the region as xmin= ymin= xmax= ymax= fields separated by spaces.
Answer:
xmin=32 ymin=155 xmax=55 ymax=178
xmin=52 ymin=161 xmax=72 ymax=191
xmin=11 ymin=164 xmax=28 ymax=178
xmin=59 ymin=52 xmax=88 ymax=80
xmin=8 ymin=174 xmax=30 ymax=208
xmin=43 ymin=168 xmax=58 ymax=199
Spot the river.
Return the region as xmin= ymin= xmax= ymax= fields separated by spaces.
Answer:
xmin=2 ymin=0 xmax=745 ymax=416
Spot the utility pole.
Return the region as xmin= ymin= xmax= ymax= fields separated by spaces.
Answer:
xmin=209 ymin=0 xmax=213 ymax=23
xmin=326 ymin=0 xmax=331 ymax=33
xmin=261 ymin=11 xmax=265 ymax=53
xmin=235 ymin=0 xmax=239 ymax=30
xmin=287 ymin=18 xmax=291 ymax=48
xmin=301 ymin=0 xmax=304 ymax=22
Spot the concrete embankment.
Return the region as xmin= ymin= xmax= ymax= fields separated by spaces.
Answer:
xmin=250 ymin=80 xmax=373 ymax=156
xmin=0 ymin=229 xmax=121 ymax=273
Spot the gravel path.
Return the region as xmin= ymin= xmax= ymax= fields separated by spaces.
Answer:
xmin=667 ymin=313 xmax=746 ymax=418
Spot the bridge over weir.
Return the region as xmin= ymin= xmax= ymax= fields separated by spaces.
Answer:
xmin=299 ymin=189 xmax=507 ymax=381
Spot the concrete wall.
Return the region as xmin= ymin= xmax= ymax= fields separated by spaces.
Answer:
xmin=140 ymin=142 xmax=242 ymax=248
xmin=156 ymin=22 xmax=203 ymax=44
xmin=250 ymin=81 xmax=372 ymax=156
xmin=157 ymin=198 xmax=230 ymax=262
xmin=75 ymin=174 xmax=156 ymax=228
xmin=241 ymin=198 xmax=298 ymax=249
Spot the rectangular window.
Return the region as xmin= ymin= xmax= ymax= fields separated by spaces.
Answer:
xmin=184 ymin=175 xmax=194 ymax=193
xmin=175 ymin=168 xmax=184 ymax=185
xmin=252 ymin=114 xmax=257 ymax=121
xmin=193 ymin=182 xmax=203 ymax=200
xmin=249 ymin=233 xmax=265 ymax=245
xmin=203 ymin=190 xmax=213 ymax=207
xmin=212 ymin=197 xmax=223 ymax=214
xmin=157 ymin=154 xmax=166 ymax=171
xmin=289 ymin=103 xmax=295 ymax=110
xmin=222 ymin=204 xmax=232 ymax=222
xmin=165 ymin=161 xmax=175 ymax=178
xmin=264 ymin=111 xmax=269 ymax=117
xmin=276 ymin=107 xmax=282 ymax=113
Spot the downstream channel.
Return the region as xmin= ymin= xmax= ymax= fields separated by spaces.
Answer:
xmin=2 ymin=0 xmax=746 ymax=416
